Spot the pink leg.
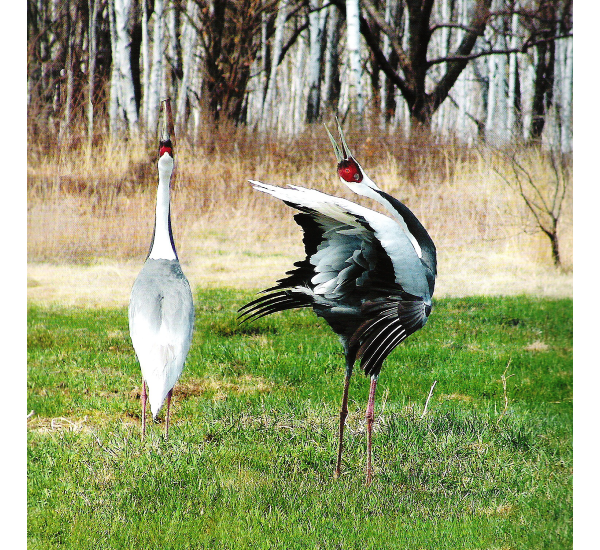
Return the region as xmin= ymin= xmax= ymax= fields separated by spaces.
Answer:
xmin=335 ymin=374 xmax=352 ymax=479
xmin=365 ymin=375 xmax=378 ymax=485
xmin=165 ymin=389 xmax=173 ymax=440
xmin=141 ymin=379 xmax=147 ymax=441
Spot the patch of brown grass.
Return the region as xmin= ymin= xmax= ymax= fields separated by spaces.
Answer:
xmin=27 ymin=126 xmax=572 ymax=306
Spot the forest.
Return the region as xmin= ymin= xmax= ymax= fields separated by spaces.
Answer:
xmin=27 ymin=0 xmax=572 ymax=150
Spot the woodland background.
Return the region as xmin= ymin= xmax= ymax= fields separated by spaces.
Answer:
xmin=27 ymin=0 xmax=572 ymax=149
xmin=27 ymin=0 xmax=573 ymax=305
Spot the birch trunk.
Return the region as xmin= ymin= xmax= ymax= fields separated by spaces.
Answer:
xmin=306 ymin=0 xmax=328 ymax=123
xmin=147 ymin=0 xmax=165 ymax=133
xmin=176 ymin=0 xmax=199 ymax=133
xmin=141 ymin=0 xmax=150 ymax=127
xmin=167 ymin=1 xmax=181 ymax=100
xmin=87 ymin=0 xmax=100 ymax=146
xmin=345 ymin=0 xmax=364 ymax=117
xmin=61 ymin=0 xmax=73 ymax=143
xmin=323 ymin=4 xmax=341 ymax=113
xmin=507 ymin=8 xmax=520 ymax=141
xmin=114 ymin=0 xmax=139 ymax=135
xmin=108 ymin=0 xmax=122 ymax=138
xmin=559 ymin=36 xmax=572 ymax=153
xmin=261 ymin=0 xmax=289 ymax=132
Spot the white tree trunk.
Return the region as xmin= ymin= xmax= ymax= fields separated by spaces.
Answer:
xmin=323 ymin=4 xmax=340 ymax=111
xmin=87 ymin=0 xmax=100 ymax=146
xmin=261 ymin=0 xmax=289 ymax=132
xmin=147 ymin=0 xmax=165 ymax=134
xmin=560 ymin=36 xmax=573 ymax=153
xmin=507 ymin=8 xmax=520 ymax=141
xmin=176 ymin=0 xmax=199 ymax=133
xmin=141 ymin=0 xmax=150 ymax=127
xmin=306 ymin=0 xmax=328 ymax=122
xmin=345 ymin=0 xmax=364 ymax=117
xmin=114 ymin=0 xmax=139 ymax=135
xmin=108 ymin=0 xmax=122 ymax=138
xmin=167 ymin=1 xmax=180 ymax=101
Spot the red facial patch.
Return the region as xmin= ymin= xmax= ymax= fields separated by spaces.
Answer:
xmin=338 ymin=158 xmax=363 ymax=183
xmin=159 ymin=145 xmax=173 ymax=158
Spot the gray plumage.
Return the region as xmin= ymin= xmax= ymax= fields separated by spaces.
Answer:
xmin=129 ymin=259 xmax=194 ymax=418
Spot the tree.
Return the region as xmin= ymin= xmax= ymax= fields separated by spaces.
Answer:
xmin=493 ymin=147 xmax=569 ymax=267
xmin=330 ymin=0 xmax=571 ymax=136
xmin=306 ymin=0 xmax=328 ymax=122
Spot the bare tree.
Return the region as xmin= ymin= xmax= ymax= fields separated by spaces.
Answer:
xmin=493 ymin=147 xmax=570 ymax=267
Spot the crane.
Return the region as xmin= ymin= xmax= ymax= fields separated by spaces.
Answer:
xmin=129 ymin=99 xmax=195 ymax=440
xmin=239 ymin=122 xmax=436 ymax=483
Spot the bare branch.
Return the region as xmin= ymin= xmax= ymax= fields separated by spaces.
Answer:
xmin=427 ymin=33 xmax=572 ymax=67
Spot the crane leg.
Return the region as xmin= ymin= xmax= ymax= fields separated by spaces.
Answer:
xmin=141 ymin=378 xmax=147 ymax=441
xmin=165 ymin=389 xmax=173 ymax=440
xmin=334 ymin=373 xmax=352 ymax=479
xmin=365 ymin=375 xmax=379 ymax=485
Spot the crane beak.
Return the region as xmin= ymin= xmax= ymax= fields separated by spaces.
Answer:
xmin=325 ymin=117 xmax=353 ymax=162
xmin=159 ymin=98 xmax=176 ymax=149
xmin=325 ymin=124 xmax=344 ymax=162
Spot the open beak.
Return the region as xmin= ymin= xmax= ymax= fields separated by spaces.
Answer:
xmin=324 ymin=116 xmax=352 ymax=162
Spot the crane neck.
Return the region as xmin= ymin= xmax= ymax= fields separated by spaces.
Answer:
xmin=148 ymin=154 xmax=178 ymax=261
xmin=344 ymin=176 xmax=424 ymax=259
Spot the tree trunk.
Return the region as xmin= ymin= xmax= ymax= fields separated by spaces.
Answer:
xmin=147 ymin=0 xmax=165 ymax=133
xmin=61 ymin=0 xmax=74 ymax=144
xmin=323 ymin=4 xmax=341 ymax=113
xmin=176 ymin=0 xmax=199 ymax=133
xmin=87 ymin=0 xmax=100 ymax=147
xmin=529 ymin=40 xmax=554 ymax=141
xmin=141 ymin=0 xmax=150 ymax=128
xmin=114 ymin=0 xmax=139 ymax=136
xmin=108 ymin=0 xmax=122 ymax=138
xmin=507 ymin=7 xmax=520 ymax=141
xmin=559 ymin=37 xmax=572 ymax=153
xmin=167 ymin=1 xmax=181 ymax=101
xmin=261 ymin=0 xmax=289 ymax=131
xmin=345 ymin=0 xmax=364 ymax=118
xmin=306 ymin=0 xmax=328 ymax=123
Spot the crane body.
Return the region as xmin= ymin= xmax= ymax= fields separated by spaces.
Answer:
xmin=240 ymin=123 xmax=436 ymax=482
xmin=129 ymin=100 xmax=194 ymax=439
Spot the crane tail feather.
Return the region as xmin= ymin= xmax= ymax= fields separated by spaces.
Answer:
xmin=238 ymin=290 xmax=313 ymax=324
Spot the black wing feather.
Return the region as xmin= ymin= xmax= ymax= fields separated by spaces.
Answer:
xmin=350 ymin=297 xmax=430 ymax=377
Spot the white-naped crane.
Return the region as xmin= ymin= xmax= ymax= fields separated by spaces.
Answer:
xmin=239 ymin=121 xmax=436 ymax=483
xmin=129 ymin=99 xmax=195 ymax=440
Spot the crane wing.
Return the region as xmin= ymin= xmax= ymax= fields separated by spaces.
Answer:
xmin=349 ymin=297 xmax=431 ymax=377
xmin=249 ymin=181 xmax=431 ymax=300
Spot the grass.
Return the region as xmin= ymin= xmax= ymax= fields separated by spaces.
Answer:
xmin=27 ymin=127 xmax=573 ymax=271
xmin=27 ymin=290 xmax=573 ymax=549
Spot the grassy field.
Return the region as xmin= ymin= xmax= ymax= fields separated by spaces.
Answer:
xmin=27 ymin=290 xmax=572 ymax=549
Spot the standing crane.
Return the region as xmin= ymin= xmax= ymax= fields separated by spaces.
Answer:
xmin=239 ymin=122 xmax=436 ymax=483
xmin=129 ymin=99 xmax=195 ymax=440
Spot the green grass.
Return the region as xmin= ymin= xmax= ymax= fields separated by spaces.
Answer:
xmin=28 ymin=291 xmax=572 ymax=549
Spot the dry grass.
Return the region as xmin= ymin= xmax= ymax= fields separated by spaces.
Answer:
xmin=27 ymin=126 xmax=572 ymax=307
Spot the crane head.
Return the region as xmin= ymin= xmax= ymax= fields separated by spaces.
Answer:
xmin=159 ymin=98 xmax=175 ymax=159
xmin=159 ymin=139 xmax=174 ymax=159
xmin=325 ymin=118 xmax=381 ymax=193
